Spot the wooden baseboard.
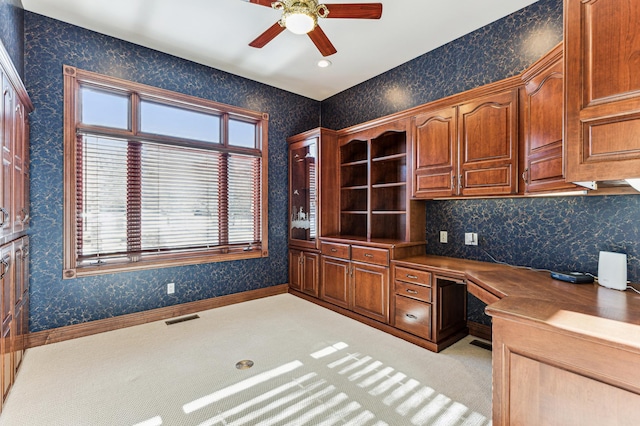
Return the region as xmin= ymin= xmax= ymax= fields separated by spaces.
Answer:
xmin=26 ymin=284 xmax=289 ymax=348
xmin=467 ymin=320 xmax=492 ymax=341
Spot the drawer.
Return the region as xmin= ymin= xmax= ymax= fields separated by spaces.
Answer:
xmin=321 ymin=242 xmax=350 ymax=259
xmin=394 ymin=295 xmax=432 ymax=340
xmin=395 ymin=281 xmax=432 ymax=303
xmin=351 ymin=246 xmax=389 ymax=266
xmin=394 ymin=266 xmax=431 ymax=286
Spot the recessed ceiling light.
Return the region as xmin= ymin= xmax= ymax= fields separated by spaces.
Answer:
xmin=317 ymin=59 xmax=332 ymax=68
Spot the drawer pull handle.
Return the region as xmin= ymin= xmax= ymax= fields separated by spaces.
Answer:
xmin=406 ymin=274 xmax=418 ymax=279
xmin=406 ymin=314 xmax=418 ymax=320
xmin=330 ymin=248 xmax=338 ymax=252
xmin=364 ymin=253 xmax=374 ymax=258
xmin=406 ymin=289 xmax=418 ymax=294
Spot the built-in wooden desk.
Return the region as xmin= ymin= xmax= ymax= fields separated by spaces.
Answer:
xmin=396 ymin=255 xmax=640 ymax=425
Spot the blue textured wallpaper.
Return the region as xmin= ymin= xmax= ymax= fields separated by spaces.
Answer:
xmin=25 ymin=12 xmax=319 ymax=332
xmin=0 ymin=0 xmax=24 ymax=79
xmin=321 ymin=0 xmax=563 ymax=130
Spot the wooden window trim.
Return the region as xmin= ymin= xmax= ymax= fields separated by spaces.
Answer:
xmin=62 ymin=65 xmax=269 ymax=279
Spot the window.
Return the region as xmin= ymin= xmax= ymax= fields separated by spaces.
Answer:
xmin=63 ymin=66 xmax=268 ymax=278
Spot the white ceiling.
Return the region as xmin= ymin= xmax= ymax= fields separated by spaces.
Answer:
xmin=21 ymin=0 xmax=539 ymax=101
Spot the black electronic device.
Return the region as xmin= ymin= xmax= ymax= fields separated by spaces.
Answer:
xmin=550 ymin=271 xmax=594 ymax=284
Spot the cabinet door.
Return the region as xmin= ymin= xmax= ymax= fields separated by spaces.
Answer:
xmin=1 ymin=322 xmax=10 ymax=404
xmin=320 ymin=255 xmax=350 ymax=309
xmin=413 ymin=107 xmax=457 ymax=198
xmin=565 ymin=0 xmax=640 ymax=182
xmin=301 ymin=251 xmax=319 ymax=297
xmin=0 ymin=244 xmax=11 ymax=327
xmin=351 ymin=262 xmax=389 ymax=323
xmin=12 ymin=103 xmax=26 ymax=233
xmin=1 ymin=75 xmax=13 ymax=238
xmin=289 ymin=138 xmax=318 ymax=249
xmin=458 ymin=89 xmax=518 ymax=196
xmin=523 ymin=45 xmax=579 ymax=194
xmin=288 ymin=249 xmax=302 ymax=291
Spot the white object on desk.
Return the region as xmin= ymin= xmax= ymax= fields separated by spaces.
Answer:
xmin=598 ymin=251 xmax=627 ymax=291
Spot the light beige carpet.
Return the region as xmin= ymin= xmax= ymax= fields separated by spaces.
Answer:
xmin=0 ymin=294 xmax=492 ymax=425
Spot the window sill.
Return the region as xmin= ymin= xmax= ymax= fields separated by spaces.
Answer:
xmin=63 ymin=249 xmax=268 ymax=279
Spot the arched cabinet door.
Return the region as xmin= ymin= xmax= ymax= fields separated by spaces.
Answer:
xmin=458 ymin=88 xmax=518 ymax=197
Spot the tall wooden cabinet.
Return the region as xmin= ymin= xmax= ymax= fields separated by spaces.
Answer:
xmin=287 ymin=128 xmax=338 ymax=298
xmin=522 ymin=43 xmax=579 ymax=194
xmin=564 ymin=0 xmax=640 ymax=182
xmin=413 ymin=77 xmax=520 ymax=198
xmin=0 ymin=42 xmax=32 ymax=412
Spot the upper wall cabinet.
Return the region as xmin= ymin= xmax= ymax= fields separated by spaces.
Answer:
xmin=522 ymin=43 xmax=579 ymax=194
xmin=413 ymin=79 xmax=520 ymax=198
xmin=564 ymin=0 xmax=640 ymax=181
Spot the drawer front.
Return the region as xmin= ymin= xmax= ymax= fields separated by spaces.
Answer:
xmin=321 ymin=242 xmax=350 ymax=259
xmin=394 ymin=281 xmax=432 ymax=303
xmin=394 ymin=295 xmax=432 ymax=340
xmin=394 ymin=266 xmax=431 ymax=286
xmin=351 ymin=246 xmax=389 ymax=266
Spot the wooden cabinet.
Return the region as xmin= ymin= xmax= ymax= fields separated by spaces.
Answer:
xmin=1 ymin=58 xmax=31 ymax=245
xmin=287 ymin=128 xmax=338 ymax=297
xmin=564 ymin=0 xmax=640 ymax=182
xmin=0 ymin=236 xmax=29 ymax=411
xmin=339 ymin=119 xmax=425 ymax=242
xmin=391 ymin=262 xmax=467 ymax=349
xmin=413 ymin=80 xmax=520 ymax=198
xmin=521 ymin=43 xmax=579 ymax=193
xmin=320 ymin=241 xmax=389 ymax=323
xmin=490 ymin=302 xmax=640 ymax=425
xmin=289 ymin=248 xmax=319 ymax=297
xmin=0 ymin=42 xmax=32 ymax=412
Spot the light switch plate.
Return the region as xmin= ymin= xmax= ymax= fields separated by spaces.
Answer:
xmin=440 ymin=231 xmax=448 ymax=243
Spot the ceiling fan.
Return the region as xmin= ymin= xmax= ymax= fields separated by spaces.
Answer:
xmin=247 ymin=1 xmax=383 ymax=56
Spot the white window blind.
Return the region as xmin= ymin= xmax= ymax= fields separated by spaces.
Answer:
xmin=77 ymin=134 xmax=261 ymax=265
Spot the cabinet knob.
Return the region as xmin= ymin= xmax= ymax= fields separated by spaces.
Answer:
xmin=330 ymin=248 xmax=338 ymax=252
xmin=363 ymin=253 xmax=374 ymax=258
xmin=405 ymin=313 xmax=418 ymax=320
xmin=522 ymin=168 xmax=529 ymax=184
xmin=406 ymin=274 xmax=418 ymax=279
xmin=406 ymin=289 xmax=418 ymax=294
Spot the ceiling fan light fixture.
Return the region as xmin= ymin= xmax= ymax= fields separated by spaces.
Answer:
xmin=283 ymin=11 xmax=316 ymax=34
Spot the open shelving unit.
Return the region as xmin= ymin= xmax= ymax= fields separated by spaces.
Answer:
xmin=338 ymin=123 xmax=420 ymax=242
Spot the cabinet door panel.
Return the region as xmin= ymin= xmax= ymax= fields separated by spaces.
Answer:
xmin=565 ymin=0 xmax=640 ymax=181
xmin=288 ymin=249 xmax=302 ymax=291
xmin=351 ymin=262 xmax=389 ymax=323
xmin=301 ymin=251 xmax=319 ymax=297
xmin=459 ymin=90 xmax=518 ymax=196
xmin=320 ymin=256 xmax=350 ymax=309
xmin=413 ymin=108 xmax=456 ymax=197
xmin=1 ymin=77 xmax=14 ymax=237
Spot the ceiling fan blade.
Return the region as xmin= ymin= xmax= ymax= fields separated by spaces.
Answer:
xmin=308 ymin=26 xmax=337 ymax=57
xmin=324 ymin=3 xmax=383 ymax=19
xmin=249 ymin=22 xmax=285 ymax=48
xmin=248 ymin=0 xmax=274 ymax=7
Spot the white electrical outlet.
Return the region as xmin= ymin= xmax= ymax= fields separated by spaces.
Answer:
xmin=167 ymin=283 xmax=175 ymax=294
xmin=464 ymin=233 xmax=478 ymax=246
xmin=440 ymin=231 xmax=448 ymax=243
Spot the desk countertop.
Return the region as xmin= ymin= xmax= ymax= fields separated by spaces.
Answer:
xmin=393 ymin=255 xmax=640 ymax=350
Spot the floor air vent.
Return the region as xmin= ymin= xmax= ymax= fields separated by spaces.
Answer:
xmin=470 ymin=339 xmax=492 ymax=351
xmin=165 ymin=314 xmax=200 ymax=325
